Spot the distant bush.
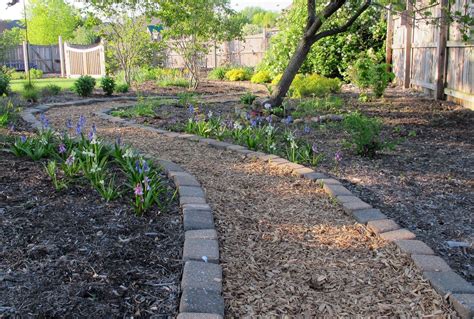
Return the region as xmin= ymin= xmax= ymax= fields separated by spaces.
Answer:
xmin=0 ymin=71 xmax=10 ymax=96
xmin=101 ymin=76 xmax=115 ymax=96
xmin=251 ymin=70 xmax=272 ymax=84
xmin=208 ymin=66 xmax=230 ymax=80
xmin=343 ymin=112 xmax=392 ymax=157
xmin=290 ymin=74 xmax=341 ymax=98
xmin=30 ymin=69 xmax=43 ymax=79
xmin=42 ymin=84 xmax=61 ymax=96
xmin=115 ymin=83 xmax=129 ymax=93
xmin=271 ymin=73 xmax=282 ymax=85
xmin=73 ymin=75 xmax=96 ymax=97
xmin=240 ymin=92 xmax=257 ymax=105
xmin=225 ymin=67 xmax=253 ymax=81
xmin=10 ymin=69 xmax=43 ymax=80
xmin=349 ymin=56 xmax=394 ymax=98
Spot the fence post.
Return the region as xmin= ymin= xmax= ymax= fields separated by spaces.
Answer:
xmin=59 ymin=36 xmax=65 ymax=77
xmin=99 ymin=40 xmax=106 ymax=76
xmin=435 ymin=0 xmax=448 ymax=100
xmin=385 ymin=5 xmax=394 ymax=71
xmin=22 ymin=41 xmax=29 ymax=75
xmin=403 ymin=0 xmax=413 ymax=89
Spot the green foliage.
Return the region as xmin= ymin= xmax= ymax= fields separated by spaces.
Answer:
xmin=0 ymin=71 xmax=11 ymax=96
xmin=100 ymin=76 xmax=115 ymax=96
xmin=73 ymin=75 xmax=96 ymax=97
xmin=42 ymin=84 xmax=62 ymax=96
xmin=45 ymin=160 xmax=68 ymax=190
xmin=30 ymin=69 xmax=43 ymax=79
xmin=71 ymin=25 xmax=99 ymax=45
xmin=258 ymin=0 xmax=386 ymax=79
xmin=290 ymin=74 xmax=341 ymax=98
xmin=225 ymin=68 xmax=253 ymax=81
xmin=156 ymin=0 xmax=244 ymax=88
xmin=21 ymin=86 xmax=40 ymax=102
xmin=238 ymin=7 xmax=279 ymax=29
xmin=111 ymin=98 xmax=159 ymax=118
xmin=349 ymin=54 xmax=395 ymax=98
xmin=0 ymin=27 xmax=23 ymax=62
xmin=176 ymin=92 xmax=197 ymax=107
xmin=11 ymin=129 xmax=56 ymax=160
xmin=208 ymin=66 xmax=231 ymax=80
xmin=26 ymin=0 xmax=79 ymax=44
xmin=240 ymin=92 xmax=257 ymax=105
xmin=292 ymin=96 xmax=343 ymax=118
xmin=343 ymin=112 xmax=391 ymax=157
xmin=0 ymin=98 xmax=18 ymax=127
xmin=115 ymin=83 xmax=129 ymax=93
xmin=251 ymin=70 xmax=272 ymax=84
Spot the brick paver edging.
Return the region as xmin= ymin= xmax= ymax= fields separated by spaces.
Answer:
xmin=21 ymin=100 xmax=225 ymax=319
xmin=95 ymin=104 xmax=474 ymax=318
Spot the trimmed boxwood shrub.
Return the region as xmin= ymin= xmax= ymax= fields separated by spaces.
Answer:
xmin=73 ymin=75 xmax=96 ymax=97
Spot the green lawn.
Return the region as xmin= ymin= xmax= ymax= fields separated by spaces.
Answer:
xmin=10 ymin=78 xmax=77 ymax=92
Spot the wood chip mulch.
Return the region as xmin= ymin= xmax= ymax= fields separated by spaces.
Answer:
xmin=43 ymin=101 xmax=457 ymax=317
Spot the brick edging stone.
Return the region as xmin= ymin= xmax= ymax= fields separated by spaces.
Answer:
xmin=21 ymin=99 xmax=473 ymax=318
xmin=21 ymin=100 xmax=224 ymax=319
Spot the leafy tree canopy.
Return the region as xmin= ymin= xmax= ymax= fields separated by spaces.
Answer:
xmin=26 ymin=0 xmax=80 ymax=45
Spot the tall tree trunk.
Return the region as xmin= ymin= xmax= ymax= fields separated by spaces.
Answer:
xmin=267 ymin=37 xmax=314 ymax=106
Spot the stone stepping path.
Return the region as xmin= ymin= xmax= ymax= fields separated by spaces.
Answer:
xmin=35 ymin=100 xmax=463 ymax=317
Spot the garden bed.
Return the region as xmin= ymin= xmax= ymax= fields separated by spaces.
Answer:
xmin=0 ymin=133 xmax=183 ymax=317
xmin=111 ymin=84 xmax=473 ymax=283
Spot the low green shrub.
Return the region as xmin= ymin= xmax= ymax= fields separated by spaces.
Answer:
xmin=349 ymin=56 xmax=394 ymax=98
xmin=21 ymin=87 xmax=40 ymax=102
xmin=343 ymin=112 xmax=391 ymax=157
xmin=111 ymin=97 xmax=159 ymax=118
xmin=290 ymin=74 xmax=341 ymax=98
xmin=30 ymin=68 xmax=43 ymax=79
xmin=73 ymin=75 xmax=96 ymax=97
xmin=115 ymin=83 xmax=129 ymax=93
xmin=240 ymin=92 xmax=257 ymax=105
xmin=292 ymin=96 xmax=343 ymax=118
xmin=42 ymin=84 xmax=62 ymax=96
xmin=251 ymin=70 xmax=272 ymax=84
xmin=0 ymin=72 xmax=10 ymax=96
xmin=208 ymin=66 xmax=230 ymax=80
xmin=10 ymin=71 xmax=25 ymax=80
xmin=0 ymin=98 xmax=17 ymax=127
xmin=101 ymin=76 xmax=115 ymax=96
xmin=225 ymin=67 xmax=253 ymax=81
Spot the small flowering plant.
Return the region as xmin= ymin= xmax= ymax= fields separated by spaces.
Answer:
xmin=44 ymin=160 xmax=67 ymax=190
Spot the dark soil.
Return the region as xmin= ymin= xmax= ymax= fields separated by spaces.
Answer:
xmin=115 ymin=84 xmax=473 ymax=284
xmin=0 ymin=150 xmax=183 ymax=318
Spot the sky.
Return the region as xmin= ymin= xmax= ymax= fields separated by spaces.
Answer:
xmin=0 ymin=0 xmax=293 ymax=20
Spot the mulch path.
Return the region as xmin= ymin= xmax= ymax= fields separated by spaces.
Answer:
xmin=118 ymin=83 xmax=474 ymax=284
xmin=42 ymin=100 xmax=456 ymax=317
xmin=0 ymin=146 xmax=183 ymax=317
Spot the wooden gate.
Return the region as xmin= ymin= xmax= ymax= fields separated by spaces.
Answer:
xmin=63 ymin=42 xmax=106 ymax=78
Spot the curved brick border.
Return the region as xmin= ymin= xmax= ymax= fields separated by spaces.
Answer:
xmin=21 ymin=100 xmax=225 ymax=318
xmin=20 ymin=98 xmax=473 ymax=318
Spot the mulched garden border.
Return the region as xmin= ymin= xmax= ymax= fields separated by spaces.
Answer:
xmin=21 ymin=100 xmax=226 ymax=318
xmin=21 ymin=98 xmax=474 ymax=318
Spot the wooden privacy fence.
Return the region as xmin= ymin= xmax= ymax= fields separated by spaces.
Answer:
xmin=386 ymin=0 xmax=474 ymax=108
xmin=164 ymin=29 xmax=276 ymax=69
xmin=0 ymin=37 xmax=106 ymax=78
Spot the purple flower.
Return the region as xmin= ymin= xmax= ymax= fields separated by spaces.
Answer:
xmin=266 ymin=116 xmax=272 ymax=123
xmin=134 ymin=183 xmax=143 ymax=196
xmin=335 ymin=151 xmax=343 ymax=162
xmin=65 ymin=154 xmax=75 ymax=166
xmin=58 ymin=143 xmax=66 ymax=154
xmin=143 ymin=176 xmax=151 ymax=191
xmin=304 ymin=125 xmax=310 ymax=134
xmin=188 ymin=105 xmax=194 ymax=114
xmin=40 ymin=113 xmax=49 ymax=128
xmin=245 ymin=113 xmax=251 ymax=120
xmin=135 ymin=160 xmax=142 ymax=174
xmin=20 ymin=135 xmax=27 ymax=143
xmin=250 ymin=119 xmax=257 ymax=127
xmin=88 ymin=130 xmax=94 ymax=141
xmin=283 ymin=116 xmax=293 ymax=125
xmin=79 ymin=115 xmax=86 ymax=127
xmin=76 ymin=123 xmax=82 ymax=135
xmin=66 ymin=119 xmax=73 ymax=129
xmin=312 ymin=143 xmax=318 ymax=153
xmin=143 ymin=161 xmax=150 ymax=173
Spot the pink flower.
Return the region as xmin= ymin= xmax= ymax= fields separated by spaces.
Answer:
xmin=134 ymin=183 xmax=143 ymax=196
